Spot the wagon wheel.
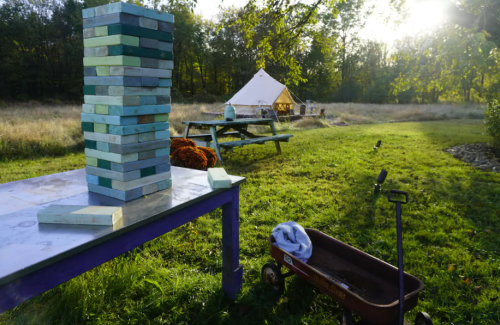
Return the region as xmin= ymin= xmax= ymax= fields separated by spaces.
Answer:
xmin=415 ymin=312 xmax=433 ymax=325
xmin=261 ymin=263 xmax=285 ymax=295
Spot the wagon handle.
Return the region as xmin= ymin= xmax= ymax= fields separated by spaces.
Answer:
xmin=388 ymin=189 xmax=409 ymax=325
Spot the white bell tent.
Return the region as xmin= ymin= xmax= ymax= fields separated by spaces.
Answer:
xmin=225 ymin=69 xmax=296 ymax=116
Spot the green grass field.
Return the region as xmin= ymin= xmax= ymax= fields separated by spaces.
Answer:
xmin=1 ymin=120 xmax=499 ymax=325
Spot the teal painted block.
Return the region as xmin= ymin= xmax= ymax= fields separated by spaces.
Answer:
xmin=155 ymin=130 xmax=169 ymax=139
xmin=157 ymin=178 xmax=172 ymax=191
xmin=81 ymin=113 xmax=137 ymax=126
xmin=81 ymin=122 xmax=94 ymax=132
xmin=96 ymin=141 xmax=110 ymax=152
xmin=107 ymin=2 xmax=174 ymax=23
xmin=83 ymin=85 xmax=96 ymax=95
xmin=109 ymin=122 xmax=168 ymax=135
xmin=98 ymin=159 xmax=111 ymax=170
xmin=82 ymin=8 xmax=95 ymax=18
xmin=107 ymin=24 xmax=172 ymax=42
xmin=159 ymin=79 xmax=172 ymax=87
xmin=109 ymin=104 xmax=170 ymax=116
xmin=98 ymin=177 xmax=113 ymax=189
xmin=108 ymin=86 xmax=169 ymax=96
xmin=85 ymin=148 xmax=138 ymax=163
xmin=110 ymin=66 xmax=170 ymax=78
xmin=155 ymin=148 xmax=170 ymax=157
xmin=108 ymin=45 xmax=173 ymax=60
xmin=140 ymin=166 xmax=156 ymax=178
xmin=156 ymin=163 xmax=170 ymax=174
xmin=84 ymin=95 xmax=141 ymax=106
xmin=140 ymin=96 xmax=156 ymax=105
xmin=158 ymin=60 xmax=173 ymax=69
xmin=85 ymin=139 xmax=97 ymax=149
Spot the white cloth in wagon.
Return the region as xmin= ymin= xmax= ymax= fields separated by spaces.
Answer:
xmin=272 ymin=222 xmax=312 ymax=263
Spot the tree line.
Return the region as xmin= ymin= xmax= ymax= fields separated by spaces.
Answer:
xmin=1 ymin=0 xmax=499 ymax=104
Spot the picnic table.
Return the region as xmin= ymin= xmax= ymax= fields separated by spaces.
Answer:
xmin=182 ymin=118 xmax=293 ymax=164
xmin=0 ymin=167 xmax=245 ymax=313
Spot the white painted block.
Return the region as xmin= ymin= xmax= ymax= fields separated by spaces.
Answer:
xmin=85 ymin=148 xmax=138 ymax=163
xmin=142 ymin=182 xmax=158 ymax=195
xmin=112 ymin=171 xmax=171 ymax=191
xmin=82 ymin=104 xmax=96 ymax=113
xmin=37 ymin=205 xmax=122 ymax=226
xmin=84 ymin=95 xmax=141 ymax=106
xmin=84 ymin=132 xmax=138 ymax=145
xmin=208 ymin=168 xmax=231 ymax=188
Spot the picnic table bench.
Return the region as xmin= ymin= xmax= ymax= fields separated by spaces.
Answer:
xmin=181 ymin=118 xmax=293 ymax=164
xmin=0 ymin=167 xmax=245 ymax=313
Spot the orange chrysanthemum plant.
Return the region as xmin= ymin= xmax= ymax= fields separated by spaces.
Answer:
xmin=171 ymin=147 xmax=208 ymax=170
xmin=171 ymin=138 xmax=196 ymax=154
xmin=198 ymin=147 xmax=217 ymax=168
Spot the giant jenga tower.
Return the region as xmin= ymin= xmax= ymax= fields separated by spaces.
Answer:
xmin=81 ymin=2 xmax=173 ymax=201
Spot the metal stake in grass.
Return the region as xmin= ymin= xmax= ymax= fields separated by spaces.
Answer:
xmin=373 ymin=140 xmax=382 ymax=150
xmin=374 ymin=169 xmax=388 ymax=194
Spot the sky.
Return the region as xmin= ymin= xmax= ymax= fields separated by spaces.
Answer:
xmin=193 ymin=0 xmax=447 ymax=47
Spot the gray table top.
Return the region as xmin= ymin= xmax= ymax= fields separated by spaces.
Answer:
xmin=182 ymin=118 xmax=274 ymax=126
xmin=0 ymin=167 xmax=245 ymax=286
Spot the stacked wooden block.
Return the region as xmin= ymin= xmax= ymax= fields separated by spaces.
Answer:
xmin=82 ymin=2 xmax=174 ymax=201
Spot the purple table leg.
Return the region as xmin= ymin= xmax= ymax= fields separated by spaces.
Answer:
xmin=222 ymin=186 xmax=243 ymax=299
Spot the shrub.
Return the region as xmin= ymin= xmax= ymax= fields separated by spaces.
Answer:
xmin=198 ymin=147 xmax=217 ymax=167
xmin=171 ymin=138 xmax=196 ymax=153
xmin=171 ymin=147 xmax=208 ymax=170
xmin=484 ymin=99 xmax=500 ymax=149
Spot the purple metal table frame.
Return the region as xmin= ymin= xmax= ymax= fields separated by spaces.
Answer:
xmin=0 ymin=167 xmax=245 ymax=313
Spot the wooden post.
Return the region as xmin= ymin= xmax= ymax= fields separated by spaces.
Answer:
xmin=222 ymin=186 xmax=243 ymax=299
xmin=183 ymin=124 xmax=190 ymax=138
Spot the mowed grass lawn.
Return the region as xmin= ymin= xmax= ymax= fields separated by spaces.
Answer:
xmin=1 ymin=120 xmax=500 ymax=325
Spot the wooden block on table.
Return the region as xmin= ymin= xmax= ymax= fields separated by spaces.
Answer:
xmin=84 ymin=67 xmax=97 ymax=76
xmin=154 ymin=114 xmax=169 ymax=122
xmin=109 ymin=122 xmax=168 ymax=135
xmin=138 ymin=132 xmax=155 ymax=142
xmin=110 ymin=66 xmax=171 ymax=78
xmin=107 ymin=24 xmax=172 ymax=42
xmin=86 ymin=157 xmax=98 ymax=167
xmin=98 ymin=159 xmax=111 ymax=170
xmin=158 ymin=41 xmax=172 ymax=51
xmin=96 ymin=141 xmax=110 ymax=152
xmin=81 ymin=122 xmax=94 ymax=132
xmin=82 ymin=8 xmax=95 ymax=19
xmin=84 ymin=46 xmax=109 ymax=57
xmin=137 ymin=115 xmax=155 ymax=124
xmin=95 ymin=85 xmax=109 ymax=95
xmin=140 ymin=166 xmax=156 ymax=177
xmin=107 ymin=2 xmax=174 ymax=23
xmin=83 ymin=28 xmax=95 ymax=39
xmin=155 ymin=130 xmax=169 ymax=139
xmin=81 ymin=113 xmax=137 ymax=126
xmin=37 ymin=205 xmax=123 ymax=226
xmin=109 ymin=104 xmax=170 ymax=116
xmin=141 ymin=57 xmax=159 ymax=69
xmin=96 ymin=66 xmax=110 ymax=76
xmin=84 ymin=76 xmax=141 ymax=86
xmin=109 ymin=139 xmax=170 ymax=154
xmin=84 ymin=35 xmax=139 ymax=48
xmin=110 ymin=155 xmax=169 ymax=172
xmin=112 ymin=171 xmax=172 ymax=191
xmin=85 ymin=148 xmax=138 ymax=163
xmin=84 ymin=95 xmax=141 ymax=106
xmin=83 ymin=13 xmax=139 ymax=29
xmin=95 ymin=4 xmax=109 ymax=17
xmin=141 ymin=77 xmax=159 ymax=87
xmin=159 ymin=79 xmax=171 ymax=87
xmin=84 ymin=131 xmax=138 ymax=145
xmin=86 ymin=165 xmax=141 ymax=182
xmin=94 ymin=123 xmax=109 ymax=134
xmin=139 ymin=17 xmax=158 ymax=30
xmin=108 ymin=45 xmax=172 ymax=60
xmin=208 ymin=168 xmax=231 ymax=188
xmin=95 ymin=26 xmax=108 ymax=37
xmin=85 ymin=139 xmax=97 ymax=149
xmin=96 ymin=104 xmax=109 ymax=114
xmin=83 ymin=85 xmax=96 ymax=95
xmin=138 ymin=150 xmax=155 ymax=160
xmin=82 ymin=104 xmax=96 ymax=114
xmin=158 ymin=21 xmax=174 ymax=32
xmin=88 ymin=183 xmax=142 ymax=201
xmin=86 ymin=174 xmax=99 ymax=185
xmin=98 ymin=176 xmax=113 ymax=188
xmin=156 ymin=96 xmax=170 ymax=104
xmin=157 ymin=178 xmax=172 ymax=190
xmin=108 ymin=86 xmax=170 ymax=96
xmin=83 ymin=56 xmax=140 ymax=67
xmin=140 ymin=96 xmax=156 ymax=105
xmin=155 ymin=148 xmax=170 ymax=157
xmin=140 ymin=37 xmax=159 ymax=49
xmin=159 ymin=60 xmax=173 ymax=69
xmin=156 ymin=163 xmax=170 ymax=174
xmin=142 ymin=183 xmax=158 ymax=195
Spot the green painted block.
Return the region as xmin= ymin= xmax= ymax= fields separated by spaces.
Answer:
xmin=98 ymin=159 xmax=111 ymax=170
xmin=95 ymin=104 xmax=109 ymax=114
xmin=98 ymin=177 xmax=113 ymax=189
xmin=83 ymin=85 xmax=96 ymax=95
xmin=94 ymin=123 xmax=109 ymax=134
xmin=107 ymin=24 xmax=172 ymax=42
xmin=95 ymin=26 xmax=108 ymax=37
xmin=85 ymin=139 xmax=97 ymax=149
xmin=140 ymin=166 xmax=156 ymax=178
xmin=96 ymin=66 xmax=110 ymax=76
xmin=154 ymin=114 xmax=169 ymax=122
xmin=108 ymin=45 xmax=173 ymax=60
xmin=86 ymin=157 xmax=98 ymax=167
xmin=83 ymin=56 xmax=140 ymax=67
xmin=81 ymin=122 xmax=94 ymax=132
xmin=84 ymin=34 xmax=139 ymax=48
